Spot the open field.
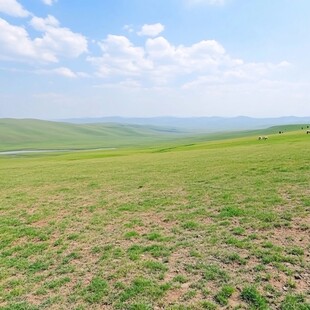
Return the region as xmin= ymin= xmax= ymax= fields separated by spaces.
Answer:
xmin=0 ymin=130 xmax=309 ymax=309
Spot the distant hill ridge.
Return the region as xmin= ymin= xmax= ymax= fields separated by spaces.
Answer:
xmin=63 ymin=116 xmax=310 ymax=131
xmin=0 ymin=118 xmax=184 ymax=151
xmin=1 ymin=117 xmax=309 ymax=152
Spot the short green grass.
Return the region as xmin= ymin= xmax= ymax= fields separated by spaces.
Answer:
xmin=0 ymin=129 xmax=309 ymax=309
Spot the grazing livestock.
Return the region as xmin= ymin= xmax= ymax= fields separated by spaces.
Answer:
xmin=258 ymin=136 xmax=268 ymax=140
xmin=307 ymin=130 xmax=310 ymax=134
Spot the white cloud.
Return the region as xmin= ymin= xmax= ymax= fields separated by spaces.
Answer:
xmin=278 ymin=61 xmax=291 ymax=68
xmin=137 ymin=23 xmax=165 ymax=37
xmin=36 ymin=67 xmax=77 ymax=78
xmin=30 ymin=15 xmax=88 ymax=59
xmin=0 ymin=18 xmax=39 ymax=60
xmin=182 ymin=61 xmax=291 ymax=89
xmin=41 ymin=0 xmax=57 ymax=6
xmin=88 ymin=30 xmax=290 ymax=90
xmin=51 ymin=67 xmax=77 ymax=78
xmin=88 ymin=35 xmax=152 ymax=77
xmin=0 ymin=0 xmax=29 ymax=17
xmin=145 ymin=37 xmax=175 ymax=60
xmin=0 ymin=15 xmax=87 ymax=63
xmin=1 ymin=65 xmax=88 ymax=78
xmin=30 ymin=15 xmax=60 ymax=31
xmin=90 ymin=34 xmax=226 ymax=80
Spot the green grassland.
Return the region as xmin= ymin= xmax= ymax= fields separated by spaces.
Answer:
xmin=0 ymin=119 xmax=185 ymax=151
xmin=0 ymin=128 xmax=309 ymax=309
xmin=1 ymin=118 xmax=308 ymax=152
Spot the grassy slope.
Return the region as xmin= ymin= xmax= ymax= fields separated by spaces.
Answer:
xmin=1 ymin=118 xmax=309 ymax=152
xmin=0 ymin=130 xmax=309 ymax=309
xmin=0 ymin=119 xmax=185 ymax=151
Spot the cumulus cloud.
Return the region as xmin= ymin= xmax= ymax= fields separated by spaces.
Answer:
xmin=0 ymin=18 xmax=38 ymax=60
xmin=90 ymin=35 xmax=226 ymax=80
xmin=88 ymin=30 xmax=290 ymax=89
xmin=41 ymin=0 xmax=57 ymax=6
xmin=88 ymin=35 xmax=152 ymax=77
xmin=137 ymin=23 xmax=165 ymax=37
xmin=0 ymin=15 xmax=87 ymax=63
xmin=30 ymin=15 xmax=60 ymax=31
xmin=0 ymin=0 xmax=29 ymax=17
xmin=30 ymin=15 xmax=88 ymax=59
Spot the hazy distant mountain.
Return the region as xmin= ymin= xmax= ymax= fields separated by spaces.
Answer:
xmin=1 ymin=117 xmax=309 ymax=152
xmin=62 ymin=116 xmax=310 ymax=132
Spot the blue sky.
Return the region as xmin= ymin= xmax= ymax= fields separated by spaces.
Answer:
xmin=1 ymin=0 xmax=310 ymax=119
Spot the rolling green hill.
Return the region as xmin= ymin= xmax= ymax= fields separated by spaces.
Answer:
xmin=0 ymin=119 xmax=185 ymax=151
xmin=0 ymin=119 xmax=308 ymax=152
